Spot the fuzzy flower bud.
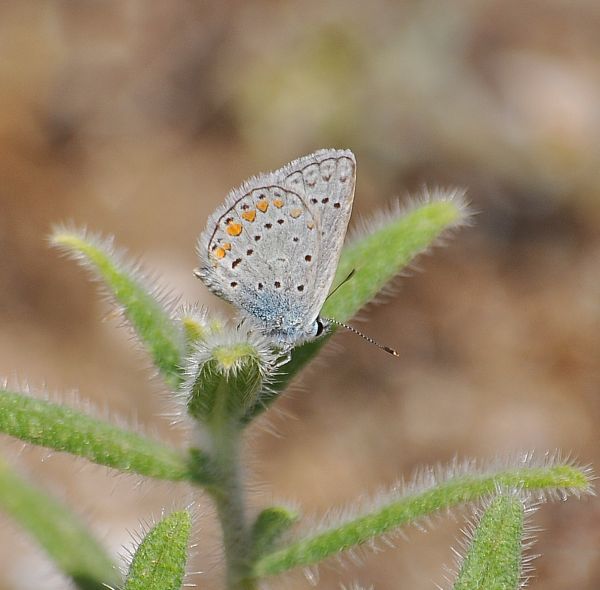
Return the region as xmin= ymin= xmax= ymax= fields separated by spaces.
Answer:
xmin=183 ymin=324 xmax=278 ymax=426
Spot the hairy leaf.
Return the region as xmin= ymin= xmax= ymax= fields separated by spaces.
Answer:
xmin=51 ymin=228 xmax=183 ymax=388
xmin=453 ymin=493 xmax=525 ymax=590
xmin=0 ymin=389 xmax=204 ymax=482
xmin=124 ymin=511 xmax=191 ymax=590
xmin=252 ymin=461 xmax=591 ymax=578
xmin=0 ymin=456 xmax=118 ymax=590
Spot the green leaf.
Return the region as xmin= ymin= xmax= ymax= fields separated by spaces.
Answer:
xmin=323 ymin=192 xmax=468 ymax=319
xmin=244 ymin=191 xmax=469 ymax=421
xmin=124 ymin=510 xmax=191 ymax=590
xmin=453 ymin=493 xmax=525 ymax=590
xmin=0 ymin=389 xmax=202 ymax=482
xmin=51 ymin=228 xmax=183 ymax=388
xmin=0 ymin=456 xmax=118 ymax=590
xmin=249 ymin=506 xmax=299 ymax=562
xmin=251 ymin=461 xmax=591 ymax=578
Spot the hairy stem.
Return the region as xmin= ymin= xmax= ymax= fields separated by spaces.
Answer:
xmin=202 ymin=378 xmax=255 ymax=590
xmin=210 ymin=427 xmax=255 ymax=590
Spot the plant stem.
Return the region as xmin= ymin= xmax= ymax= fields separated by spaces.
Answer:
xmin=208 ymin=419 xmax=255 ymax=590
xmin=214 ymin=433 xmax=249 ymax=590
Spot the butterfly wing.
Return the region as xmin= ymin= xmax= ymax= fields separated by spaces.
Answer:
xmin=196 ymin=149 xmax=355 ymax=343
xmin=280 ymin=149 xmax=356 ymax=313
xmin=196 ymin=182 xmax=322 ymax=340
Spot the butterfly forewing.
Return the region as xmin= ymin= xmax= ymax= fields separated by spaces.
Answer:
xmin=198 ymin=184 xmax=321 ymax=331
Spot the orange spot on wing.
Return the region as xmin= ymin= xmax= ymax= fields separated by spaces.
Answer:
xmin=242 ymin=210 xmax=256 ymax=222
xmin=273 ymin=198 xmax=284 ymax=208
xmin=256 ymin=200 xmax=269 ymax=213
xmin=222 ymin=242 xmax=232 ymax=250
xmin=307 ymin=222 xmax=315 ymax=230
xmin=214 ymin=247 xmax=226 ymax=259
xmin=226 ymin=222 xmax=242 ymax=236
xmin=290 ymin=208 xmax=302 ymax=218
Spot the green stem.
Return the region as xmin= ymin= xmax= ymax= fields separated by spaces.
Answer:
xmin=186 ymin=335 xmax=272 ymax=589
xmin=203 ymin=379 xmax=254 ymax=590
xmin=210 ymin=428 xmax=255 ymax=590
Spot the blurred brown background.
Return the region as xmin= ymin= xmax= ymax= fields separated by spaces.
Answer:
xmin=1 ymin=1 xmax=600 ymax=589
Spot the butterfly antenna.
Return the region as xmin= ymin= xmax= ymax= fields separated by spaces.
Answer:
xmin=327 ymin=317 xmax=399 ymax=357
xmin=326 ymin=269 xmax=356 ymax=301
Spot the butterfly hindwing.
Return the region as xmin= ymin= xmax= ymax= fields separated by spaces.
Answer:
xmin=281 ymin=150 xmax=356 ymax=310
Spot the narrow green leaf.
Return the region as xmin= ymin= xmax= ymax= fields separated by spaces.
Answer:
xmin=244 ymin=192 xmax=469 ymax=421
xmin=249 ymin=506 xmax=299 ymax=562
xmin=51 ymin=228 xmax=183 ymax=388
xmin=454 ymin=493 xmax=524 ymax=590
xmin=323 ymin=193 xmax=468 ymax=320
xmin=0 ymin=389 xmax=196 ymax=481
xmin=0 ymin=456 xmax=118 ymax=590
xmin=124 ymin=510 xmax=191 ymax=590
xmin=252 ymin=462 xmax=591 ymax=578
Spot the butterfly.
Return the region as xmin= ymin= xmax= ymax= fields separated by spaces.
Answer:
xmin=195 ymin=149 xmax=356 ymax=349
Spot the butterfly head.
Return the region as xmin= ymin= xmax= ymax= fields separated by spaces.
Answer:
xmin=284 ymin=315 xmax=329 ymax=346
xmin=248 ymin=309 xmax=331 ymax=349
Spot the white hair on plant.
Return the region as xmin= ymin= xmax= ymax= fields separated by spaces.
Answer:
xmin=347 ymin=187 xmax=472 ymax=247
xmin=0 ymin=376 xmax=191 ymax=509
xmin=338 ymin=187 xmax=472 ymax=314
xmin=0 ymin=377 xmax=160 ymax=453
xmin=118 ymin=502 xmax=201 ymax=587
xmin=282 ymin=452 xmax=593 ymax=577
xmin=439 ymin=487 xmax=540 ymax=590
xmin=49 ymin=225 xmax=186 ymax=394
xmin=50 ymin=224 xmax=182 ymax=319
xmin=185 ymin=322 xmax=278 ymax=377
xmin=174 ymin=321 xmax=281 ymax=430
xmin=176 ymin=304 xmax=226 ymax=339
xmin=340 ymin=583 xmax=374 ymax=590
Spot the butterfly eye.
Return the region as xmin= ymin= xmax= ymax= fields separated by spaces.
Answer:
xmin=315 ymin=318 xmax=325 ymax=337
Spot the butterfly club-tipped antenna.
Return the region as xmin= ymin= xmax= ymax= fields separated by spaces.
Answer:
xmin=324 ymin=269 xmax=399 ymax=357
xmin=326 ymin=317 xmax=399 ymax=357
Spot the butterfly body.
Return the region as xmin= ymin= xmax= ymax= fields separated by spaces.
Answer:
xmin=196 ymin=149 xmax=356 ymax=348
